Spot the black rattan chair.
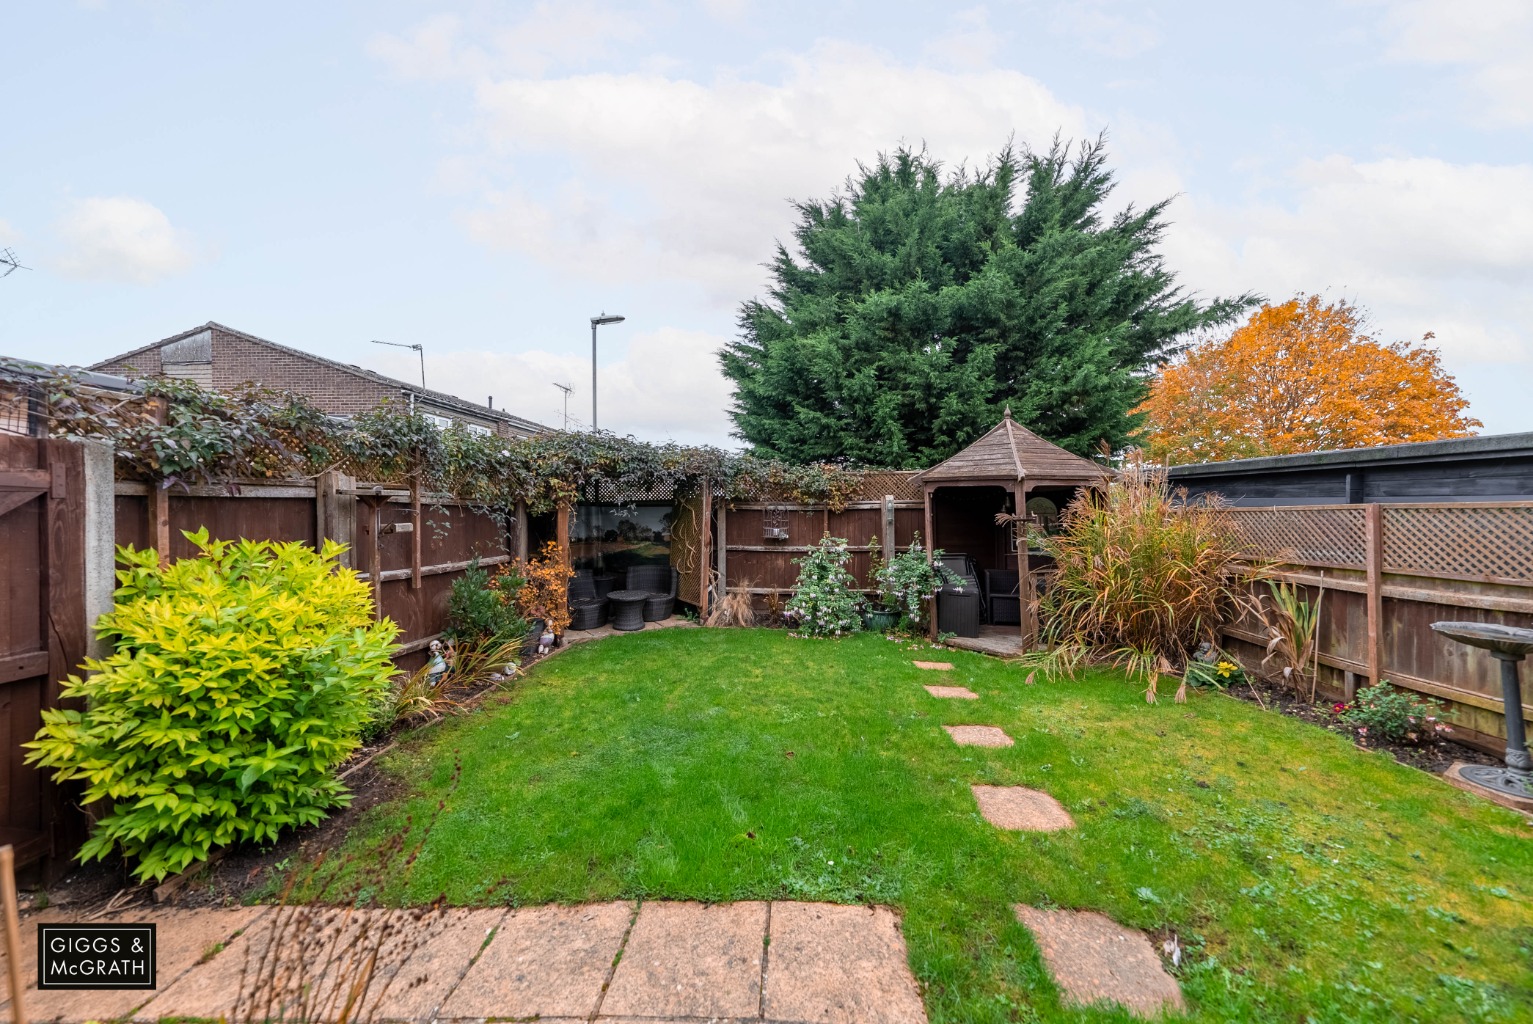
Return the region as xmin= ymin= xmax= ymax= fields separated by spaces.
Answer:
xmin=985 ymin=569 xmax=1021 ymax=626
xmin=624 ymin=564 xmax=679 ymax=621
xmin=568 ymin=569 xmax=609 ymax=630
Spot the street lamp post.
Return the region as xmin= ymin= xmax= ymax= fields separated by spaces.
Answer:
xmin=370 ymin=339 xmax=425 ymax=388
xmin=589 ymin=314 xmax=625 ymax=431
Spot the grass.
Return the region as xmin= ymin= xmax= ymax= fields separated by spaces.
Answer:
xmin=310 ymin=629 xmax=1533 ymax=1023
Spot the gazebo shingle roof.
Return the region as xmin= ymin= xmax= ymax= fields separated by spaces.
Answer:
xmin=911 ymin=410 xmax=1109 ymax=488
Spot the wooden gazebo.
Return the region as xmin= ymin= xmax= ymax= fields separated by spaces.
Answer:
xmin=910 ymin=410 xmax=1109 ymax=650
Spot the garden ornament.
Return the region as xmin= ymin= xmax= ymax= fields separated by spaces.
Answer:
xmin=538 ymin=626 xmax=556 ymax=656
xmin=1430 ymin=621 xmax=1533 ymax=799
xmin=426 ymin=640 xmax=449 ymax=688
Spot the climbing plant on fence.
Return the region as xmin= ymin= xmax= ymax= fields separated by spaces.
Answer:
xmin=20 ymin=370 xmax=869 ymax=512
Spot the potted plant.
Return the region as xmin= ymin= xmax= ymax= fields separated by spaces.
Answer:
xmin=861 ymin=536 xmax=899 ymax=631
xmin=873 ymin=535 xmax=947 ymax=633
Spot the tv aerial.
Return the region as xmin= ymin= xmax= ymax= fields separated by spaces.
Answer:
xmin=0 ymin=249 xmax=28 ymax=279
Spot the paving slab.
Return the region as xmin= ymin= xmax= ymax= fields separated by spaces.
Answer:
xmin=943 ymin=724 xmax=1013 ymax=747
xmin=924 ymin=685 xmax=978 ymax=699
xmin=1014 ymin=905 xmax=1184 ymax=1019
xmin=972 ymin=785 xmax=1075 ymax=832
xmin=0 ymin=909 xmax=81 ymax=1013
xmin=763 ymin=902 xmax=926 ymax=1024
xmin=139 ymin=905 xmax=392 ymax=1022
xmin=602 ymin=901 xmax=767 ymax=1018
xmin=912 ymin=660 xmax=954 ymax=671
xmin=3 ymin=907 xmax=264 ymax=1023
xmin=438 ymin=901 xmax=633 ymax=1019
xmin=342 ymin=907 xmax=505 ymax=1022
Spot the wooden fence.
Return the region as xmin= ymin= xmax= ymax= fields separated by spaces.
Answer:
xmin=716 ymin=471 xmax=925 ymax=601
xmin=0 ymin=436 xmax=90 ymax=879
xmin=114 ymin=473 xmax=519 ymax=672
xmin=1219 ymin=502 xmax=1533 ymax=754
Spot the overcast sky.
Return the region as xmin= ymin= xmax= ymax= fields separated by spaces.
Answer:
xmin=3 ymin=1 xmax=1530 ymax=445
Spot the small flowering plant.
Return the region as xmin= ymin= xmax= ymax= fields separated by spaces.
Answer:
xmin=1336 ymin=682 xmax=1452 ymax=745
xmin=784 ymin=533 xmax=863 ymax=637
xmin=873 ymin=535 xmax=947 ymax=632
xmin=1182 ymin=650 xmax=1246 ymax=690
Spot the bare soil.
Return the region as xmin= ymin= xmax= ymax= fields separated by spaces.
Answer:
xmin=1224 ymin=674 xmax=1501 ymax=775
xmin=19 ymin=668 xmax=523 ymax=919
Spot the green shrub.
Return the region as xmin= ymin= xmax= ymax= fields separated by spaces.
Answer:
xmin=784 ymin=533 xmax=863 ymax=637
xmin=873 ymin=536 xmax=947 ymax=632
xmin=445 ymin=558 xmax=527 ymax=644
xmin=1338 ymin=683 xmax=1451 ymax=745
xmin=25 ymin=529 xmax=399 ymax=882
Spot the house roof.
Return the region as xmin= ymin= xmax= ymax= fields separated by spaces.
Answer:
xmin=93 ymin=321 xmax=551 ymax=435
xmin=2 ymin=355 xmax=144 ymax=394
xmin=911 ymin=409 xmax=1109 ymax=488
xmin=1165 ymin=430 xmax=1533 ymax=478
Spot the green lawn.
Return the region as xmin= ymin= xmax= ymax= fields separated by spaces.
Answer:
xmin=313 ymin=629 xmax=1532 ymax=1023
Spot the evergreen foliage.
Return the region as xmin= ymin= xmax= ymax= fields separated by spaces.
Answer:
xmin=446 ymin=558 xmax=527 ymax=644
xmin=722 ymin=137 xmax=1255 ymax=465
xmin=25 ymin=530 xmax=398 ymax=881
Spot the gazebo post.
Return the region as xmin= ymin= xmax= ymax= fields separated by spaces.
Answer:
xmin=923 ymin=484 xmax=936 ymax=638
xmin=1013 ymin=483 xmax=1033 ymax=647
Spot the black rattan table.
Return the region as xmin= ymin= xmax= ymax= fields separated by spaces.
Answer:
xmin=607 ymin=589 xmax=648 ymax=632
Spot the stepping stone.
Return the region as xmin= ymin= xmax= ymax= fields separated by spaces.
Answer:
xmin=972 ymin=785 xmax=1075 ymax=831
xmin=943 ymin=724 xmax=1013 ymax=747
xmin=764 ymin=902 xmax=928 ymax=1024
xmin=924 ymin=684 xmax=978 ymax=699
xmin=602 ymin=901 xmax=767 ymax=1018
xmin=440 ymin=901 xmax=633 ymax=1019
xmin=913 ymin=660 xmax=954 ymax=670
xmin=1014 ymin=906 xmax=1185 ymax=1019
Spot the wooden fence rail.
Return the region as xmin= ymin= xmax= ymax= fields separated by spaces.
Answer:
xmin=114 ymin=474 xmax=522 ymax=671
xmin=1221 ymin=502 xmax=1533 ymax=754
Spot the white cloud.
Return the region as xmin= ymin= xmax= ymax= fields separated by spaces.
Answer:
xmin=1049 ymin=2 xmax=1160 ymax=58
xmin=1379 ymin=0 xmax=1533 ymax=125
xmin=699 ymin=0 xmax=750 ymax=23
xmin=369 ymin=3 xmax=649 ymax=81
xmin=372 ymin=327 xmax=736 ymax=445
xmin=445 ymin=38 xmax=1087 ymax=304
xmin=1161 ymin=154 xmax=1533 ymax=366
xmin=53 ymin=197 xmax=197 ymax=284
xmin=924 ymin=7 xmax=1004 ymax=68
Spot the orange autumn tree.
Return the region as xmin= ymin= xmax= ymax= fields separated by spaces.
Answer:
xmin=1136 ymin=295 xmax=1480 ymax=464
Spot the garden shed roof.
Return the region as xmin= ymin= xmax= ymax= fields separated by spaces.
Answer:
xmin=911 ymin=409 xmax=1109 ymax=489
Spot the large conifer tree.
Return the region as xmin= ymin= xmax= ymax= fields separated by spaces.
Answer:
xmin=720 ymin=137 xmax=1255 ymax=465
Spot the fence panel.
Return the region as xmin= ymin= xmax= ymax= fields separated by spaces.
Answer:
xmin=1220 ymin=502 xmax=1533 ymax=755
xmin=0 ymin=436 xmax=89 ymax=878
xmin=113 ymin=478 xmax=515 ymax=673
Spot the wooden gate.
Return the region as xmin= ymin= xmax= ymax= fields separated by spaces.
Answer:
xmin=0 ymin=436 xmax=87 ymax=877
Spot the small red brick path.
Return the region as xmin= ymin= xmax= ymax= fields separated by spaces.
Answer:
xmin=4 ymin=901 xmax=927 ymax=1023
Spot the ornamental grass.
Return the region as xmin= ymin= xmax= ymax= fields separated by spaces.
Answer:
xmin=1034 ymin=458 xmax=1256 ymax=701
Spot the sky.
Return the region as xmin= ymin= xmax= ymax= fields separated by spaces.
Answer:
xmin=2 ymin=0 xmax=1530 ymax=446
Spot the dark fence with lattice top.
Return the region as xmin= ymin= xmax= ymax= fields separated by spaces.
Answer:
xmin=1218 ymin=502 xmax=1533 ymax=755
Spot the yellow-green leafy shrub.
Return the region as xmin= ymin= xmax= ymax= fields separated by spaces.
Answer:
xmin=25 ymin=529 xmax=399 ymax=882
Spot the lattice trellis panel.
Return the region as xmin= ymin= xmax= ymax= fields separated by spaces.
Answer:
xmin=1224 ymin=507 xmax=1368 ymax=568
xmin=848 ymin=470 xmax=923 ymax=502
xmin=1383 ymin=505 xmax=1533 ymax=582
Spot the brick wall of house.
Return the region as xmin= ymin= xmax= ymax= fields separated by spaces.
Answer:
xmin=96 ymin=349 xmax=164 ymax=377
xmin=210 ymin=329 xmax=398 ymax=416
xmin=96 ymin=328 xmax=534 ymax=437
